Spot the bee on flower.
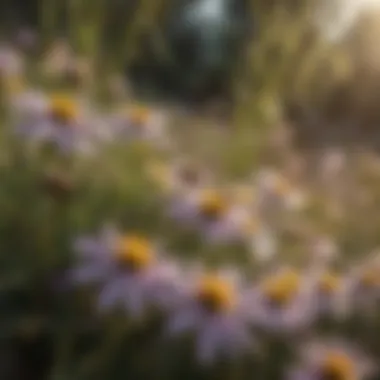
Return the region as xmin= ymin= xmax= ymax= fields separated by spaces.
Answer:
xmin=246 ymin=267 xmax=316 ymax=333
xmin=166 ymin=266 xmax=252 ymax=365
xmin=70 ymin=225 xmax=182 ymax=318
xmin=288 ymin=340 xmax=374 ymax=380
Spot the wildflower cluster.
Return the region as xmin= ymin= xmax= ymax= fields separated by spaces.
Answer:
xmin=1 ymin=35 xmax=380 ymax=380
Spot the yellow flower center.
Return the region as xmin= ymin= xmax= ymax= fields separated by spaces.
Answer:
xmin=261 ymin=269 xmax=300 ymax=306
xmin=319 ymin=272 xmax=341 ymax=295
xmin=115 ymin=235 xmax=153 ymax=272
xmin=321 ymin=352 xmax=355 ymax=380
xmin=199 ymin=190 xmax=228 ymax=220
xmin=128 ymin=105 xmax=151 ymax=127
xmin=50 ymin=95 xmax=77 ymax=124
xmin=197 ymin=275 xmax=235 ymax=313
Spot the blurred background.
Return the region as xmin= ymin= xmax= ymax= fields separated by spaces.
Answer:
xmin=2 ymin=0 xmax=380 ymax=379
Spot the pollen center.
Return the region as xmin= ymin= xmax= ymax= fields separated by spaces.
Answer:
xmin=321 ymin=352 xmax=355 ymax=380
xmin=115 ymin=235 xmax=153 ymax=272
xmin=262 ymin=269 xmax=300 ymax=306
xmin=199 ymin=191 xmax=228 ymax=220
xmin=197 ymin=275 xmax=235 ymax=313
xmin=50 ymin=95 xmax=77 ymax=125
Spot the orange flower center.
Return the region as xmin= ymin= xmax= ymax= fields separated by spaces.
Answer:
xmin=128 ymin=106 xmax=151 ymax=127
xmin=50 ymin=95 xmax=77 ymax=125
xmin=321 ymin=352 xmax=355 ymax=380
xmin=261 ymin=269 xmax=300 ymax=306
xmin=199 ymin=191 xmax=228 ymax=220
xmin=196 ymin=275 xmax=235 ymax=313
xmin=115 ymin=235 xmax=153 ymax=272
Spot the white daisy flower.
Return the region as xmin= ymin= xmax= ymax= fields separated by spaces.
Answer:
xmin=109 ymin=104 xmax=168 ymax=146
xmin=288 ymin=339 xmax=374 ymax=380
xmin=71 ymin=225 xmax=182 ymax=318
xmin=166 ymin=267 xmax=252 ymax=365
xmin=14 ymin=93 xmax=105 ymax=155
xmin=246 ymin=267 xmax=316 ymax=334
xmin=169 ymin=188 xmax=258 ymax=244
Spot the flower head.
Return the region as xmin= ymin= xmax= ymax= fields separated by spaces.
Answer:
xmin=128 ymin=105 xmax=151 ymax=127
xmin=320 ymin=351 xmax=355 ymax=380
xmin=289 ymin=341 xmax=373 ymax=380
xmin=115 ymin=235 xmax=153 ymax=272
xmin=196 ymin=274 xmax=235 ymax=313
xmin=49 ymin=94 xmax=78 ymax=125
xmin=166 ymin=267 xmax=251 ymax=365
xmin=71 ymin=226 xmax=180 ymax=317
xmin=261 ymin=268 xmax=301 ymax=307
xmin=198 ymin=190 xmax=228 ymax=221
